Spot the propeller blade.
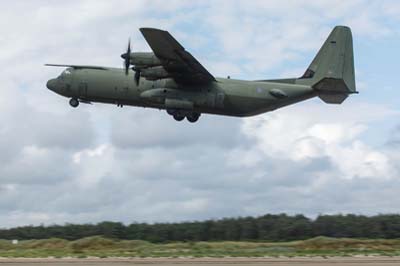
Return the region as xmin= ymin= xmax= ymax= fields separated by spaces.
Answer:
xmin=123 ymin=39 xmax=131 ymax=76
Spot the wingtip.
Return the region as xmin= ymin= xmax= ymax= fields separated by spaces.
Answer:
xmin=45 ymin=64 xmax=64 ymax=67
xmin=140 ymin=27 xmax=167 ymax=33
xmin=334 ymin=25 xmax=352 ymax=32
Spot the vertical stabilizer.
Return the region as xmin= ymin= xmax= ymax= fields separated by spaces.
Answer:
xmin=298 ymin=26 xmax=357 ymax=104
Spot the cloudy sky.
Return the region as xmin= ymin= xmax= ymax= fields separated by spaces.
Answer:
xmin=0 ymin=0 xmax=399 ymax=227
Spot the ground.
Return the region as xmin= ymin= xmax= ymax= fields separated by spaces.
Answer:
xmin=1 ymin=237 xmax=400 ymax=258
xmin=1 ymin=257 xmax=400 ymax=266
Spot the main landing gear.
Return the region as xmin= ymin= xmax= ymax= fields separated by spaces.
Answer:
xmin=69 ymin=98 xmax=79 ymax=108
xmin=186 ymin=112 xmax=200 ymax=123
xmin=173 ymin=113 xmax=185 ymax=122
xmin=167 ymin=109 xmax=201 ymax=123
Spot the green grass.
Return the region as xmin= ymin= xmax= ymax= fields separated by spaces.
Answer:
xmin=0 ymin=236 xmax=400 ymax=258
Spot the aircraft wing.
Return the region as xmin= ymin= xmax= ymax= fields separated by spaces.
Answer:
xmin=45 ymin=64 xmax=110 ymax=70
xmin=140 ymin=28 xmax=216 ymax=85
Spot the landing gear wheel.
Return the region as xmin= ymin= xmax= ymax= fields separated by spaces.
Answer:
xmin=69 ymin=98 xmax=79 ymax=108
xmin=173 ymin=113 xmax=185 ymax=122
xmin=187 ymin=113 xmax=200 ymax=123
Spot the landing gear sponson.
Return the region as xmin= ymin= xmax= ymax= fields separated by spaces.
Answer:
xmin=68 ymin=99 xmax=201 ymax=123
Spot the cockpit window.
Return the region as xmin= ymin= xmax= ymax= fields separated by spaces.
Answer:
xmin=63 ymin=69 xmax=72 ymax=75
xmin=58 ymin=69 xmax=72 ymax=79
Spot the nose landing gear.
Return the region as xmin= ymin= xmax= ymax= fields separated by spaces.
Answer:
xmin=69 ymin=98 xmax=79 ymax=108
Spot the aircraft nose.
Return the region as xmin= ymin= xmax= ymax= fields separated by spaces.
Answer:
xmin=46 ymin=78 xmax=57 ymax=91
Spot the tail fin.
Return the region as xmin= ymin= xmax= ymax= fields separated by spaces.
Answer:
xmin=298 ymin=26 xmax=357 ymax=104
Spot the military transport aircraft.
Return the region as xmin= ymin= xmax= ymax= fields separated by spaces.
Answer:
xmin=46 ymin=26 xmax=357 ymax=123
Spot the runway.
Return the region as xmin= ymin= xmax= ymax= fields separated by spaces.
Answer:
xmin=0 ymin=257 xmax=400 ymax=266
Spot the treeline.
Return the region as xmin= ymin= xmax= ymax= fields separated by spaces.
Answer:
xmin=1 ymin=214 xmax=400 ymax=242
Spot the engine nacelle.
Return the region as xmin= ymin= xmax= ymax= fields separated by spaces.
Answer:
xmin=140 ymin=66 xmax=171 ymax=81
xmin=129 ymin=52 xmax=161 ymax=67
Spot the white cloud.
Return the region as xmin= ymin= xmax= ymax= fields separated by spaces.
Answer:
xmin=241 ymin=102 xmax=398 ymax=180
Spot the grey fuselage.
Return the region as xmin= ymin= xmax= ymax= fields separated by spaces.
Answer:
xmin=47 ymin=67 xmax=317 ymax=117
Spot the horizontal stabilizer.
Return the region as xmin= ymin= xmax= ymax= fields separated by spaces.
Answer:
xmin=318 ymin=93 xmax=348 ymax=104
